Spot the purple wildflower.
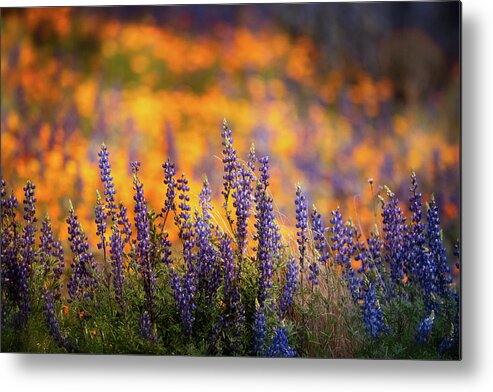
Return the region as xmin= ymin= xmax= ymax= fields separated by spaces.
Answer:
xmin=170 ymin=268 xmax=196 ymax=337
xmin=367 ymin=226 xmax=384 ymax=271
xmin=157 ymin=164 xmax=176 ymax=264
xmin=139 ymin=310 xmax=157 ymax=343
xmin=232 ymin=147 xmax=255 ymax=258
xmin=406 ymin=170 xmax=426 ymax=283
xmin=196 ymin=178 xmax=221 ymax=303
xmin=330 ymin=208 xmax=360 ymax=301
xmin=427 ymin=196 xmax=452 ymax=298
xmin=98 ymin=143 xmax=117 ymax=218
xmin=381 ymin=187 xmax=407 ymax=290
xmin=162 ymin=159 xmax=177 ymax=220
xmin=18 ymin=181 xmax=38 ymax=323
xmin=295 ymin=185 xmax=308 ymax=277
xmin=1 ymin=182 xmax=22 ymax=321
xmin=221 ymin=119 xmax=239 ymax=203
xmin=42 ymin=288 xmax=72 ymax=351
xmin=132 ymin=162 xmax=155 ymax=317
xmin=254 ymin=156 xmax=282 ymax=306
xmin=160 ymin=231 xmax=173 ymax=266
xmin=66 ymin=201 xmax=98 ymax=302
xmin=278 ymin=256 xmax=299 ymax=318
xmin=416 ymin=312 xmax=435 ymax=344
xmin=170 ymin=173 xmax=196 ymax=336
xmin=310 ymin=205 xmax=328 ymax=284
xmin=94 ymin=191 xmax=107 ymax=252
xmin=116 ymin=202 xmax=132 ymax=245
xmin=360 ymin=280 xmax=388 ymax=337
xmin=264 ymin=326 xmax=297 ymax=358
xmin=253 ymin=306 xmax=268 ymax=356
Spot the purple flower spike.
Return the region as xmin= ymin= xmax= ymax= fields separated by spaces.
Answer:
xmin=254 ymin=156 xmax=282 ymax=306
xmin=295 ymin=184 xmax=308 ymax=275
xmin=66 ymin=201 xmax=98 ymax=302
xmin=132 ymin=162 xmax=156 ymax=317
xmin=98 ymin=143 xmax=117 ymax=218
xmin=278 ymin=256 xmax=299 ymax=318
xmin=310 ymin=206 xmax=329 ymax=285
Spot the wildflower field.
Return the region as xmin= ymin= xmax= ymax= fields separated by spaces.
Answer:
xmin=1 ymin=5 xmax=460 ymax=358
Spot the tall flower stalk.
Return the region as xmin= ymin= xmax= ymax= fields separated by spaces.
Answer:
xmin=67 ymin=201 xmax=98 ymax=302
xmin=17 ymin=181 xmax=38 ymax=325
xmin=1 ymin=180 xmax=21 ymax=326
xmin=131 ymin=161 xmax=156 ymax=334
xmin=254 ymin=156 xmax=281 ymax=306
xmin=170 ymin=173 xmax=196 ymax=336
xmin=98 ymin=143 xmax=117 ymax=218
xmin=295 ymin=185 xmax=308 ymax=286
xmin=196 ymin=178 xmax=221 ymax=304
xmin=380 ymin=187 xmax=407 ymax=293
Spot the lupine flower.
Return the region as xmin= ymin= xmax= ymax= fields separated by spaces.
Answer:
xmin=18 ymin=181 xmax=38 ymax=324
xmin=252 ymin=306 xmax=268 ymax=356
xmin=221 ymin=118 xmax=239 ymax=203
xmin=427 ymin=197 xmax=452 ymax=298
xmin=196 ymin=178 xmax=221 ymax=303
xmin=116 ymin=202 xmax=132 ymax=245
xmin=1 ymin=183 xmax=22 ymax=319
xmin=0 ymin=181 xmax=17 ymax=267
xmin=264 ymin=326 xmax=296 ymax=358
xmin=170 ymin=173 xmax=196 ymax=336
xmin=209 ymin=316 xmax=223 ymax=354
xmin=381 ymin=187 xmax=407 ymax=290
xmin=330 ymin=208 xmax=360 ymax=301
xmin=42 ymin=288 xmax=72 ymax=351
xmin=109 ymin=222 xmax=125 ymax=308
xmin=366 ymin=226 xmax=384 ymax=271
xmin=295 ymin=184 xmax=308 ymax=276
xmin=176 ymin=173 xmax=195 ymax=276
xmin=162 ymin=159 xmax=177 ymax=219
xmin=98 ymin=143 xmax=117 ymax=218
xmin=254 ymin=156 xmax=282 ymax=306
xmin=233 ymin=144 xmax=256 ymax=259
xmin=67 ymin=201 xmax=98 ymax=302
xmin=416 ymin=311 xmax=435 ymax=344
xmin=233 ymin=161 xmax=255 ymax=258
xmin=40 ymin=215 xmax=64 ymax=297
xmin=247 ymin=143 xmax=257 ymax=172
xmin=310 ymin=206 xmax=328 ymax=284
xmin=175 ymin=174 xmax=193 ymax=246
xmin=132 ymin=162 xmax=155 ymax=317
xmin=278 ymin=256 xmax=299 ymax=318
xmin=94 ymin=190 xmax=107 ymax=252
xmin=160 ymin=231 xmax=173 ymax=266
xmin=406 ymin=170 xmax=426 ymax=283
xmin=169 ymin=269 xmax=196 ymax=336
xmin=418 ymin=249 xmax=439 ymax=313
xmin=139 ymin=310 xmax=157 ymax=343
xmin=0 ymin=178 xmax=5 ymax=201
xmin=364 ymin=227 xmax=389 ymax=296
xmin=360 ymin=280 xmax=388 ymax=337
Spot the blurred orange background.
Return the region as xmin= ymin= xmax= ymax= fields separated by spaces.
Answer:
xmin=1 ymin=5 xmax=460 ymax=257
